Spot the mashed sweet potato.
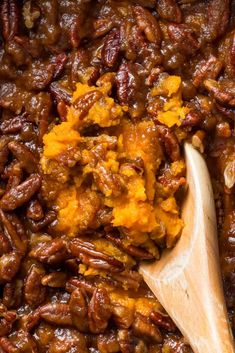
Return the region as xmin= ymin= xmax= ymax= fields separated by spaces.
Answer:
xmin=151 ymin=75 xmax=190 ymax=128
xmin=41 ymin=74 xmax=185 ymax=256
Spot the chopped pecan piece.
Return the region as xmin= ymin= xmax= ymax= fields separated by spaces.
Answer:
xmin=0 ymin=304 xmax=17 ymax=336
xmin=132 ymin=314 xmax=162 ymax=343
xmin=150 ymin=311 xmax=177 ymax=332
xmin=181 ymin=110 xmax=202 ymax=127
xmin=97 ymin=333 xmax=120 ymax=353
xmin=157 ymin=0 xmax=182 ymax=23
xmin=156 ymin=125 xmax=181 ymax=162
xmin=117 ymin=329 xmax=135 ymax=353
xmin=0 ymin=232 xmax=11 ymax=256
xmin=48 ymin=329 xmax=88 ymax=353
xmin=0 ymin=139 xmax=10 ymax=174
xmin=3 ymin=280 xmax=23 ymax=309
xmin=41 ymin=272 xmax=67 ymax=288
xmin=27 ymin=199 xmax=44 ymax=221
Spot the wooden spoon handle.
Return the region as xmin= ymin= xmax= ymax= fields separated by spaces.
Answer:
xmin=140 ymin=143 xmax=235 ymax=353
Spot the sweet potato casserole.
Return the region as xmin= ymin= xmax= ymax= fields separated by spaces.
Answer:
xmin=0 ymin=0 xmax=234 ymax=352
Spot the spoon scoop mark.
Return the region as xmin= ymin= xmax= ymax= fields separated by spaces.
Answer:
xmin=140 ymin=143 xmax=235 ymax=353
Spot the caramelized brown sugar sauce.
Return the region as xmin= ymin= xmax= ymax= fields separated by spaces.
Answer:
xmin=0 ymin=0 xmax=234 ymax=352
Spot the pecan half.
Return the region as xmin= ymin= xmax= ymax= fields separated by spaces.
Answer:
xmin=192 ymin=55 xmax=223 ymax=88
xmin=0 ymin=337 xmax=16 ymax=352
xmin=88 ymin=288 xmax=112 ymax=334
xmin=0 ymin=174 xmax=42 ymax=211
xmin=73 ymin=90 xmax=103 ymax=119
xmin=0 ymin=210 xmax=26 ymax=254
xmin=133 ymin=6 xmax=161 ymax=44
xmin=106 ymin=233 xmax=155 ymax=260
xmin=116 ymin=62 xmax=140 ymax=108
xmin=204 ymin=79 xmax=235 ymax=107
xmin=206 ymin=0 xmax=230 ymax=42
xmin=0 ymin=115 xmax=25 ymax=134
xmin=51 ymin=53 xmax=68 ymax=80
xmin=29 ymin=238 xmax=69 ymax=265
xmin=50 ymin=82 xmax=72 ymax=105
xmin=69 ymin=288 xmax=89 ymax=332
xmin=28 ymin=210 xmax=57 ymax=232
xmin=101 ymin=29 xmax=121 ymax=68
xmin=39 ymin=303 xmax=73 ymax=326
xmin=8 ymin=141 xmax=38 ymax=173
xmin=66 ymin=278 xmax=96 ymax=295
xmin=1 ymin=0 xmax=19 ymax=41
xmin=70 ymin=238 xmax=124 ymax=273
xmin=0 ymin=251 xmax=21 ymax=282
xmin=22 ymin=0 xmax=41 ymax=29
xmin=24 ymin=264 xmax=46 ymax=307
xmin=4 ymin=162 xmax=22 ymax=192
xmin=156 ymin=125 xmax=181 ymax=162
xmin=168 ymin=24 xmax=199 ymax=55
xmin=111 ymin=270 xmax=143 ymax=291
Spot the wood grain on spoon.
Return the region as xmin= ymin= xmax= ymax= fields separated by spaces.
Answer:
xmin=140 ymin=143 xmax=235 ymax=353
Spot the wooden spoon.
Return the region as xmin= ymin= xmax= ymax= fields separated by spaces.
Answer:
xmin=140 ymin=143 xmax=235 ymax=353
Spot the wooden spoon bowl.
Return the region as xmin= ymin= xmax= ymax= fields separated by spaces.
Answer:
xmin=140 ymin=143 xmax=235 ymax=353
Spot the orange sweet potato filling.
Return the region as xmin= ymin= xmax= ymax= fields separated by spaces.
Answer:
xmin=41 ymin=75 xmax=185 ymax=260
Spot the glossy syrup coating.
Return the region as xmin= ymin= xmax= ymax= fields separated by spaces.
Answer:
xmin=0 ymin=1 xmax=234 ymax=352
